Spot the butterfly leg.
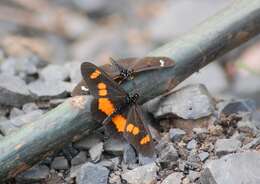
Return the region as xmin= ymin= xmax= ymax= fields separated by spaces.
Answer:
xmin=102 ymin=115 xmax=113 ymax=125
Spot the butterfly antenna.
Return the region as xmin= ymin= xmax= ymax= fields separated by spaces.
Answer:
xmin=109 ymin=57 xmax=125 ymax=72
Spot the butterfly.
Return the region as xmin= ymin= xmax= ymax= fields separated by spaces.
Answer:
xmin=80 ymin=62 xmax=156 ymax=157
xmin=72 ymin=57 xmax=175 ymax=96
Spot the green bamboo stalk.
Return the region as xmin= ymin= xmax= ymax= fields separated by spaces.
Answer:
xmin=1 ymin=0 xmax=260 ymax=181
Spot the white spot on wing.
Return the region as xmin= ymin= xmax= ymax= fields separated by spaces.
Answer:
xmin=81 ymin=86 xmax=89 ymax=92
xmin=159 ymin=59 xmax=165 ymax=67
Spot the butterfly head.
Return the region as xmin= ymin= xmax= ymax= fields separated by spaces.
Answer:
xmin=126 ymin=93 xmax=139 ymax=104
xmin=120 ymin=69 xmax=134 ymax=80
xmin=132 ymin=93 xmax=139 ymax=102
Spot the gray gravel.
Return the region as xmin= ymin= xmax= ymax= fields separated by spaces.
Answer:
xmin=200 ymin=152 xmax=260 ymax=184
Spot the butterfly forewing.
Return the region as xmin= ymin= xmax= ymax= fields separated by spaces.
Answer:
xmin=81 ymin=62 xmax=127 ymax=99
xmin=124 ymin=105 xmax=155 ymax=157
xmin=81 ymin=62 xmax=129 ymax=134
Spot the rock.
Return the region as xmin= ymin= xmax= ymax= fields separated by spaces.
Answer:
xmin=0 ymin=110 xmax=43 ymax=134
xmin=156 ymin=141 xmax=178 ymax=164
xmin=169 ymin=128 xmax=186 ymax=142
xmin=0 ymin=74 xmax=33 ymax=107
xmin=54 ymin=10 xmax=94 ymax=39
xmin=51 ymin=156 xmax=69 ymax=170
xmin=74 ymin=133 xmax=102 ymax=150
xmin=122 ymin=162 xmax=159 ymax=184
xmin=22 ymin=103 xmax=39 ymax=113
xmin=242 ymin=136 xmax=260 ymax=149
xmin=109 ymin=172 xmax=122 ymax=184
xmin=161 ymin=172 xmax=183 ymax=184
xmin=104 ymin=137 xmax=126 ymax=155
xmin=0 ymin=106 xmax=9 ymax=117
xmin=72 ymin=0 xmax=129 ymax=17
xmin=198 ymin=152 xmax=209 ymax=162
xmin=193 ymin=128 xmax=208 ymax=140
xmin=64 ymin=62 xmax=82 ymax=83
xmin=62 ymin=143 xmax=80 ymax=161
xmin=187 ymin=139 xmax=197 ymax=150
xmin=182 ymin=177 xmax=191 ymax=184
xmin=138 ymin=153 xmax=156 ymax=166
xmin=99 ymin=157 xmax=121 ymax=170
xmin=179 ymin=160 xmax=201 ymax=173
xmin=16 ymin=165 xmax=49 ymax=183
xmin=218 ymin=99 xmax=256 ymax=117
xmin=89 ymin=142 xmax=103 ymax=162
xmin=237 ymin=120 xmax=257 ymax=135
xmin=28 ymin=80 xmax=72 ymax=99
xmin=188 ymin=171 xmax=200 ymax=182
xmin=9 ymin=107 xmax=25 ymax=119
xmin=231 ymin=131 xmax=246 ymax=142
xmin=215 ymin=139 xmax=241 ymax=157
xmin=174 ymin=62 xmax=229 ymax=95
xmin=184 ymin=152 xmax=202 ymax=171
xmin=193 ymin=128 xmax=208 ymax=135
xmin=200 ymin=152 xmax=260 ymax=184
xmin=123 ymin=144 xmax=137 ymax=165
xmin=208 ymin=124 xmax=224 ymax=136
xmin=71 ymin=151 xmax=87 ymax=166
xmin=76 ymin=162 xmax=109 ymax=184
xmin=73 ymin=0 xmax=108 ymax=13
xmin=178 ymin=160 xmax=186 ymax=172
xmin=0 ymin=120 xmax=17 ymax=136
xmin=152 ymin=84 xmax=215 ymax=119
xmin=9 ymin=110 xmax=43 ymax=127
xmin=1 ymin=56 xmax=41 ymax=76
xmin=187 ymin=151 xmax=200 ymax=163
xmin=40 ymin=64 xmax=69 ymax=82
xmin=252 ymin=110 xmax=260 ymax=129
xmin=72 ymin=29 xmax=126 ymax=62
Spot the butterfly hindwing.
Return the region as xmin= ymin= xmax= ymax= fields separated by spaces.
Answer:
xmin=124 ymin=104 xmax=154 ymax=157
xmin=72 ymin=57 xmax=175 ymax=96
xmin=129 ymin=57 xmax=175 ymax=73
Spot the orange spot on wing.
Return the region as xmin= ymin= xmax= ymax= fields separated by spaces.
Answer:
xmin=126 ymin=123 xmax=141 ymax=135
xmin=112 ymin=114 xmax=127 ymax=132
xmin=126 ymin=123 xmax=134 ymax=132
xmin=90 ymin=69 xmax=101 ymax=79
xmin=132 ymin=127 xmax=140 ymax=135
xmin=140 ymin=135 xmax=151 ymax=145
xmin=126 ymin=123 xmax=140 ymax=135
xmin=98 ymin=82 xmax=106 ymax=89
xmin=99 ymin=89 xmax=108 ymax=96
xmin=98 ymin=98 xmax=115 ymax=115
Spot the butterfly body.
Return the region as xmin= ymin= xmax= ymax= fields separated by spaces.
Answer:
xmin=80 ymin=62 xmax=155 ymax=157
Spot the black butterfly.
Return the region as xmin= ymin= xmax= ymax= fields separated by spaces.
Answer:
xmin=80 ymin=62 xmax=155 ymax=157
xmin=72 ymin=57 xmax=175 ymax=96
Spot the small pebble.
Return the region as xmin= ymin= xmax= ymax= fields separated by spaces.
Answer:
xmin=51 ymin=156 xmax=69 ymax=170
